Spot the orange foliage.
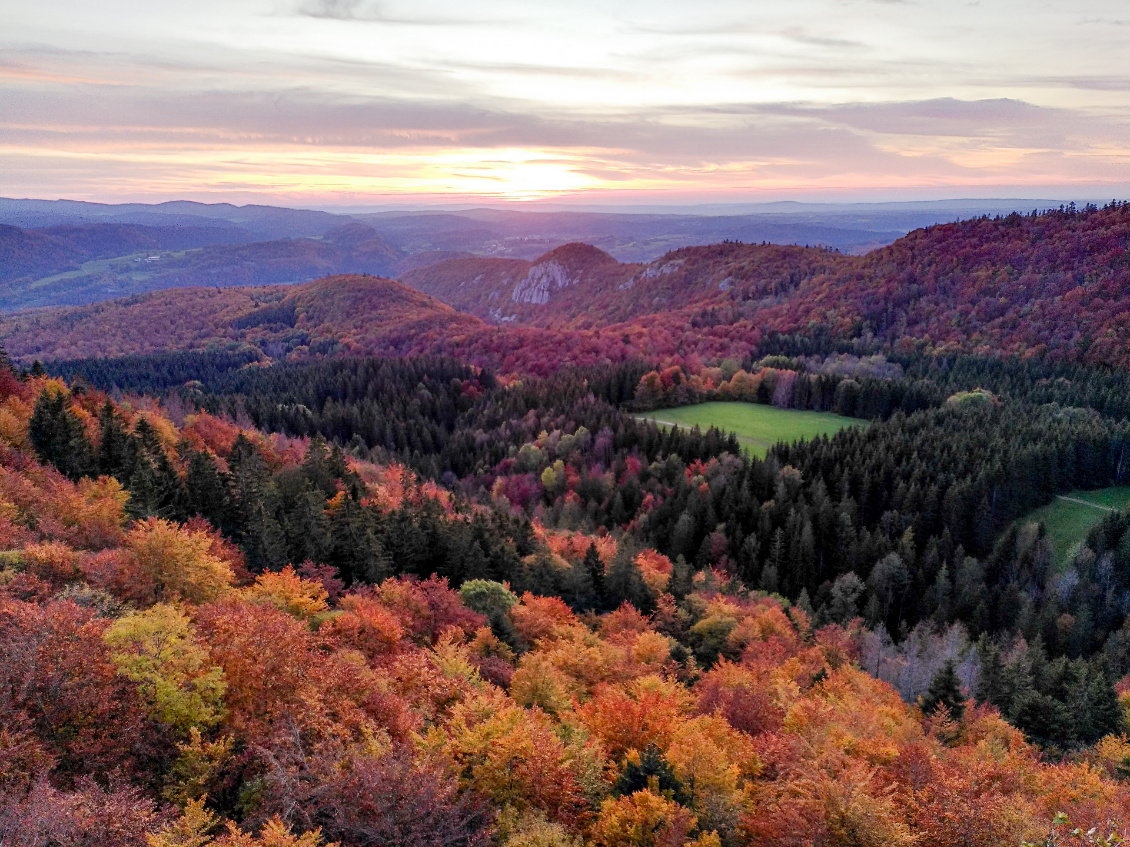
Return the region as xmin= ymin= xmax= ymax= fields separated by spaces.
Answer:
xmin=240 ymin=565 xmax=329 ymax=619
xmin=195 ymin=598 xmax=377 ymax=747
xmin=321 ymin=594 xmax=405 ymax=662
xmin=592 ymin=789 xmax=697 ymax=847
xmin=577 ymin=676 xmax=694 ymax=761
xmin=432 ymin=690 xmax=589 ymax=827
xmin=509 ymin=593 xmax=580 ymax=646
xmin=180 ymin=411 xmax=245 ymax=461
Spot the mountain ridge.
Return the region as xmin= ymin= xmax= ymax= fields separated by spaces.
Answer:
xmin=5 ymin=203 xmax=1130 ymax=372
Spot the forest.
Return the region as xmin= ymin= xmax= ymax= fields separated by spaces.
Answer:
xmin=0 ymin=336 xmax=1115 ymax=844
xmin=6 ymin=203 xmax=1130 ymax=845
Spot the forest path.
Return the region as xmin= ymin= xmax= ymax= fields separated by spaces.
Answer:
xmin=1054 ymin=494 xmax=1116 ymax=512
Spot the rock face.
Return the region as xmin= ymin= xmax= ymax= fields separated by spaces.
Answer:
xmin=511 ymin=242 xmax=624 ymax=305
xmin=512 ymin=260 xmax=573 ymax=305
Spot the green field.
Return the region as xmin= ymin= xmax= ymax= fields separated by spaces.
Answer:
xmin=1014 ymin=486 xmax=1130 ymax=566
xmin=634 ymin=402 xmax=863 ymax=458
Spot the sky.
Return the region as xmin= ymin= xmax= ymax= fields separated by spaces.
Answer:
xmin=2 ymin=0 xmax=1130 ymax=205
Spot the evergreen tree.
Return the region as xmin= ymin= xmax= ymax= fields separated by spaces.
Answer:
xmin=583 ymin=542 xmax=604 ymax=609
xmin=604 ymin=539 xmax=654 ymax=613
xmin=28 ymin=389 xmax=94 ymax=481
xmin=668 ymin=554 xmax=693 ymax=603
xmin=96 ymin=401 xmax=137 ymax=481
xmin=614 ymin=744 xmax=690 ymax=805
xmin=921 ymin=659 xmax=966 ymax=722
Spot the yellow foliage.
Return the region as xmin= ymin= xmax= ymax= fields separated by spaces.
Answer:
xmin=498 ymin=809 xmax=580 ymax=847
xmin=240 ymin=565 xmax=328 ymax=618
xmin=592 ymin=790 xmax=696 ymax=847
xmin=147 ymin=797 xmax=217 ymax=847
xmin=163 ymin=728 xmax=234 ymax=807
xmin=511 ymin=651 xmax=576 ymax=714
xmin=783 ymin=665 xmax=923 ymax=764
xmin=104 ymin=604 xmax=227 ymax=733
xmin=0 ymin=396 xmax=31 ymax=448
xmin=430 ymin=689 xmax=585 ymax=822
xmin=127 ymin=518 xmax=233 ymax=603
xmin=630 ymin=631 xmax=673 ymax=669
xmin=219 ymin=818 xmax=333 ymax=847
xmin=1093 ymin=733 xmax=1130 ymax=769
xmin=799 ymin=760 xmax=916 ymax=847
xmin=431 ymin=628 xmax=485 ymax=688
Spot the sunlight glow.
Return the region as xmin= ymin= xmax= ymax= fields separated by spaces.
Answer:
xmin=3 ymin=0 xmax=1130 ymax=202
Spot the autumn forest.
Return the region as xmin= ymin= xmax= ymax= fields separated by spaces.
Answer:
xmin=4 ymin=203 xmax=1130 ymax=846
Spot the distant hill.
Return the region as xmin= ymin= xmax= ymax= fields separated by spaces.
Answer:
xmin=403 ymin=203 xmax=1130 ymax=367
xmin=2 ymin=196 xmax=1065 ymax=315
xmin=0 ymin=274 xmax=484 ymax=363
xmin=400 ymin=242 xmax=642 ymax=325
xmin=0 ymin=222 xmax=404 ymax=311
xmin=359 ymin=205 xmax=957 ymax=260
xmin=0 ymin=198 xmax=349 ymax=240
xmin=401 ymin=240 xmax=848 ymax=329
xmin=6 ymin=203 xmax=1130 ymax=372
xmin=0 ymin=222 xmax=250 ymax=285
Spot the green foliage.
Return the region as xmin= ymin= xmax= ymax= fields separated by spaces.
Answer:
xmin=460 ymin=579 xmax=519 ymax=622
xmin=614 ymin=744 xmax=690 ymax=806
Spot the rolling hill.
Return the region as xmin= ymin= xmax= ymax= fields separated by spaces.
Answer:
xmin=0 ymin=222 xmax=405 ymax=311
xmin=400 ymin=242 xmax=642 ymax=325
xmin=0 ymin=274 xmax=486 ymax=363
xmin=5 ymin=202 xmax=1130 ymax=373
xmin=404 ymin=202 xmax=1130 ymax=368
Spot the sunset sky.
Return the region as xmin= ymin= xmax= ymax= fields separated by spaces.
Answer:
xmin=3 ymin=0 xmax=1129 ymax=205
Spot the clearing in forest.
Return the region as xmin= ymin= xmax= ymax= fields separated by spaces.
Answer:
xmin=634 ymin=401 xmax=863 ymax=458
xmin=1014 ymin=486 xmax=1130 ymax=566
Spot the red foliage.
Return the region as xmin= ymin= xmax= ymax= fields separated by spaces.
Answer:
xmin=372 ymin=576 xmax=486 ymax=645
xmin=0 ymin=776 xmax=162 ymax=847
xmin=0 ymin=598 xmax=153 ymax=781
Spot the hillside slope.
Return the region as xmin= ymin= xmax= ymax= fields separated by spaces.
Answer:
xmin=0 ymin=222 xmax=405 ymax=311
xmin=0 ymin=222 xmax=249 ymax=286
xmin=7 ymin=203 xmax=1130 ymax=372
xmin=400 ymin=242 xmax=642 ymax=325
xmin=405 ymin=202 xmax=1130 ymax=367
xmin=0 ymin=274 xmax=486 ymax=362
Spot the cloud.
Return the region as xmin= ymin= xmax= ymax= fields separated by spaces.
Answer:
xmin=295 ymin=0 xmax=513 ymax=25
xmin=300 ymin=0 xmax=363 ymax=18
xmin=2 ymin=0 xmax=1130 ymax=201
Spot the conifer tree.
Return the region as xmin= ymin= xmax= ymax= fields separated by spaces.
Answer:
xmin=583 ymin=542 xmax=604 ymax=609
xmin=28 ymin=389 xmax=95 ymax=481
xmin=922 ymin=659 xmax=966 ymax=723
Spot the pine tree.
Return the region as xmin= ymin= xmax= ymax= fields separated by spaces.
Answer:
xmin=668 ymin=554 xmax=693 ymax=603
xmin=583 ymin=542 xmax=604 ymax=608
xmin=184 ymin=450 xmax=232 ymax=531
xmin=614 ymin=744 xmax=690 ymax=805
xmin=97 ymin=401 xmax=137 ymax=481
xmin=921 ymin=659 xmax=966 ymax=723
xmin=605 ymin=539 xmax=654 ymax=613
xmin=28 ymin=389 xmax=95 ymax=481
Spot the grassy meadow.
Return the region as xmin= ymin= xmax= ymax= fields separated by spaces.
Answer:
xmin=1015 ymin=486 xmax=1130 ymax=566
xmin=634 ymin=401 xmax=863 ymax=458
